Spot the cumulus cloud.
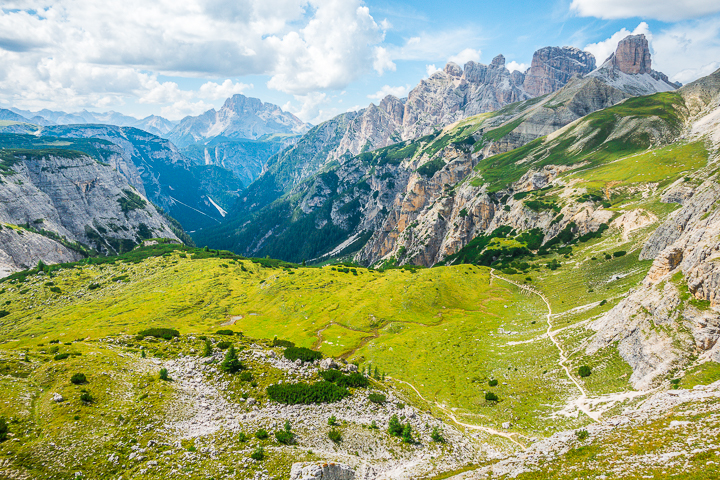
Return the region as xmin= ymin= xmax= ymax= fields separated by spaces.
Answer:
xmin=448 ymin=48 xmax=481 ymax=66
xmin=651 ymin=18 xmax=720 ymax=84
xmin=367 ymin=84 xmax=411 ymax=101
xmin=198 ymin=80 xmax=253 ymax=100
xmin=282 ymin=92 xmax=335 ymax=124
xmin=506 ymin=61 xmax=528 ymax=73
xmin=584 ymin=23 xmax=652 ymax=64
xmin=0 ymin=0 xmax=388 ymax=111
xmin=425 ymin=64 xmax=442 ymax=77
xmin=570 ymin=0 xmax=720 ymax=21
xmin=389 ymin=28 xmax=485 ymax=62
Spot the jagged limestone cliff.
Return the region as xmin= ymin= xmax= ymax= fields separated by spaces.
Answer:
xmin=0 ymin=149 xmax=179 ymax=276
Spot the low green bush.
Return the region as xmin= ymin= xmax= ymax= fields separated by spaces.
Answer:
xmin=319 ymin=370 xmax=369 ymax=388
xmin=266 ymin=381 xmax=349 ymax=404
xmin=613 ymin=251 xmax=627 ymax=258
xmin=239 ymin=371 xmax=253 ymax=382
xmin=250 ymin=446 xmax=264 ymax=461
xmin=578 ymin=366 xmax=592 ymax=377
xmin=137 ymin=328 xmax=179 ymax=340
xmin=54 ymin=353 xmax=70 ymax=360
xmin=70 ymin=373 xmax=87 ymax=385
xmin=216 ymin=341 xmax=231 ymax=350
xmin=0 ymin=417 xmax=7 ymax=442
xmin=255 ymin=429 xmax=269 ymax=440
xmin=576 ymin=429 xmax=589 ymax=440
xmin=431 ymin=426 xmax=445 ymax=443
xmin=328 ymin=428 xmax=341 ymax=443
xmin=159 ymin=368 xmax=169 ymax=381
xmin=368 ymin=393 xmax=386 ymax=404
xmin=215 ymin=329 xmax=237 ymax=336
xmin=485 ymin=391 xmax=499 ymax=402
xmin=284 ymin=346 xmax=322 ymax=362
xmin=79 ymin=392 xmax=93 ymax=403
xmin=488 ymin=379 xmax=498 ymax=387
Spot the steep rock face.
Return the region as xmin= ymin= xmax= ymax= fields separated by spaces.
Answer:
xmin=524 ymin=47 xmax=596 ymax=96
xmin=0 ymin=227 xmax=83 ymax=278
xmin=589 ymin=34 xmax=680 ymax=96
xmin=32 ymin=125 xmax=242 ymax=230
xmin=588 ymin=179 xmax=720 ymax=389
xmin=166 ymin=94 xmax=310 ymax=147
xmin=612 ymin=34 xmax=652 ymax=74
xmin=585 ymin=74 xmax=720 ymax=389
xmin=0 ymin=151 xmax=179 ymax=275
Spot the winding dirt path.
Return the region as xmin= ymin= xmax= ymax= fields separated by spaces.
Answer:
xmin=391 ymin=377 xmax=526 ymax=449
xmin=490 ymin=269 xmax=600 ymax=422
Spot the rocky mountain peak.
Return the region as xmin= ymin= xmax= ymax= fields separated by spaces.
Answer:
xmin=611 ymin=34 xmax=652 ymax=74
xmin=221 ymin=94 xmax=264 ymax=113
xmin=524 ymin=46 xmax=596 ymax=96
xmin=588 ymin=33 xmax=680 ymax=95
xmin=444 ymin=62 xmax=463 ymax=77
xmin=491 ymin=54 xmax=506 ymax=68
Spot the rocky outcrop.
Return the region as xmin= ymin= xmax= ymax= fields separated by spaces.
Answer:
xmin=290 ymin=463 xmax=354 ymax=480
xmin=589 ymin=34 xmax=680 ymax=96
xmin=0 ymin=150 xmax=179 ymax=276
xmin=166 ymin=94 xmax=310 ymax=147
xmin=524 ymin=47 xmax=596 ymax=96
xmin=611 ymin=34 xmax=652 ymax=74
xmin=0 ymin=227 xmax=83 ymax=278
xmin=588 ymin=176 xmax=720 ymax=389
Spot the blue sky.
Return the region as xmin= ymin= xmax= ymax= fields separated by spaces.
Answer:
xmin=1 ymin=0 xmax=719 ymax=123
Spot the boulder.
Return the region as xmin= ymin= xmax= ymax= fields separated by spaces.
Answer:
xmin=319 ymin=358 xmax=339 ymax=370
xmin=52 ymin=393 xmax=64 ymax=402
xmin=289 ymin=462 xmax=354 ymax=480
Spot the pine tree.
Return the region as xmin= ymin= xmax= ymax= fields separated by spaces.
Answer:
xmin=141 ymin=349 xmax=146 ymax=358
xmin=388 ymin=415 xmax=403 ymax=436
xmin=203 ymin=339 xmax=212 ymax=357
xmin=373 ymin=366 xmax=379 ymax=379
xmin=221 ymin=344 xmax=241 ymax=373
xmin=401 ymin=423 xmax=413 ymax=443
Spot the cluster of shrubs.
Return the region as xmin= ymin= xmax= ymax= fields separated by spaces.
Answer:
xmin=266 ymin=381 xmax=350 ymax=404
xmin=272 ymin=337 xmax=295 ymax=348
xmin=283 ymin=346 xmax=322 ymax=363
xmin=388 ymin=414 xmax=413 ymax=443
xmin=578 ymin=366 xmax=592 ymax=377
xmin=368 ymin=393 xmax=386 ymax=404
xmin=137 ymin=328 xmax=179 ymax=340
xmin=319 ymin=370 xmax=369 ymax=388
xmin=216 ymin=329 xmax=241 ymax=336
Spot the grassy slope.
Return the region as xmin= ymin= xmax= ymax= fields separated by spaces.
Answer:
xmin=0 ymin=253 xmax=592 ymax=437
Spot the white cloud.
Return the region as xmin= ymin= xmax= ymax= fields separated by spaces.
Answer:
xmin=425 ymin=64 xmax=441 ymax=77
xmin=367 ymin=84 xmax=411 ymax=101
xmin=448 ymin=48 xmax=481 ymax=66
xmin=0 ymin=0 xmax=388 ymax=111
xmin=388 ymin=28 xmax=485 ymax=62
xmin=160 ymin=100 xmax=216 ymax=120
xmin=198 ymin=80 xmax=253 ymax=100
xmin=651 ymin=18 xmax=720 ymax=84
xmin=283 ymin=92 xmax=333 ymax=124
xmin=265 ymin=1 xmax=387 ymax=94
xmin=373 ymin=47 xmax=396 ymax=75
xmin=571 ymin=0 xmax=720 ymax=21
xmin=506 ymin=61 xmax=528 ymax=73
xmin=584 ymin=23 xmax=651 ymax=64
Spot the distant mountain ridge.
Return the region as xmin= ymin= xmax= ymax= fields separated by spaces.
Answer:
xmin=8 ymin=107 xmax=178 ymax=136
xmin=165 ymin=94 xmax=311 ymax=148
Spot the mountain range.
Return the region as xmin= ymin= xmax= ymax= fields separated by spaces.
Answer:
xmin=2 ymin=31 xmax=720 ymax=480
